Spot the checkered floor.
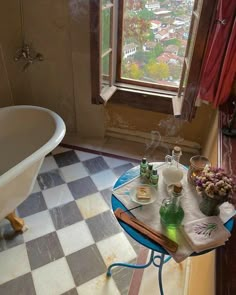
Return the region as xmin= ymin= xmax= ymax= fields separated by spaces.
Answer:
xmin=0 ymin=147 xmax=141 ymax=295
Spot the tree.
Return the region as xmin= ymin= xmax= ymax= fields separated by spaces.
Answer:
xmin=147 ymin=44 xmax=164 ymax=60
xmin=124 ymin=63 xmax=143 ymax=80
xmin=136 ymin=8 xmax=155 ymax=21
xmin=124 ymin=16 xmax=150 ymax=46
xmin=133 ymin=50 xmax=147 ymax=64
xmin=148 ymin=31 xmax=155 ymax=42
xmin=126 ymin=0 xmax=145 ymax=11
xmin=145 ymin=61 xmax=169 ymax=80
xmin=163 ymin=38 xmax=181 ymax=47
xmin=169 ymin=64 xmax=182 ymax=80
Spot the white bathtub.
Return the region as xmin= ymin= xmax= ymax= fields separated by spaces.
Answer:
xmin=0 ymin=105 xmax=66 ymax=222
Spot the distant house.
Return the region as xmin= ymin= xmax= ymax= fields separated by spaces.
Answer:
xmin=183 ymin=32 xmax=189 ymax=40
xmin=173 ymin=20 xmax=185 ymax=26
xmin=154 ymin=29 xmax=169 ymax=42
xmin=143 ymin=41 xmax=157 ymax=52
xmin=157 ymin=52 xmax=182 ymax=65
xmin=168 ymin=28 xmax=176 ymax=38
xmin=165 ymin=45 xmax=179 ymax=55
xmin=145 ymin=1 xmax=160 ymax=11
xmin=175 ymin=28 xmax=185 ymax=39
xmin=150 ymin=20 xmax=162 ymax=34
xmin=180 ymin=39 xmax=188 ymax=47
xmin=123 ymin=43 xmax=138 ymax=59
xmin=153 ymin=10 xmax=171 ymax=17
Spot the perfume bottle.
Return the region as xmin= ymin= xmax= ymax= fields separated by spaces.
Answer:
xmin=140 ymin=158 xmax=148 ymax=180
xmin=146 ymin=163 xmax=153 ymax=180
xmin=150 ymin=168 xmax=159 ymax=188
xmin=162 ymin=146 xmax=183 ymax=186
xmin=159 ymin=183 xmax=184 ymax=228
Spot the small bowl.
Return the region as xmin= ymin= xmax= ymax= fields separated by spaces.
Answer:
xmin=129 ymin=184 xmax=157 ymax=205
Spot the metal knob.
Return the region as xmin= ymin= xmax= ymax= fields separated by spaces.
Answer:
xmin=216 ymin=19 xmax=227 ymax=25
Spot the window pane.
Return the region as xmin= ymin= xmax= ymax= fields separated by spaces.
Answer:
xmin=102 ymin=8 xmax=111 ymax=53
xmin=102 ymin=54 xmax=110 ymax=89
xmin=120 ymin=0 xmax=195 ymax=87
xmin=103 ymin=0 xmax=112 ymax=6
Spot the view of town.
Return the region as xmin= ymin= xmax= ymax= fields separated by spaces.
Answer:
xmin=121 ymin=0 xmax=195 ymax=87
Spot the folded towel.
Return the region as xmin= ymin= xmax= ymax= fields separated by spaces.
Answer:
xmin=181 ymin=216 xmax=231 ymax=253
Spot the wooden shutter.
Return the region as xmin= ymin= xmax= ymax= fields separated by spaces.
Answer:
xmin=174 ymin=0 xmax=218 ymax=121
xmin=90 ymin=0 xmax=117 ymax=104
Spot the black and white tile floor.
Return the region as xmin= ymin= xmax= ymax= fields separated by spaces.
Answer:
xmin=0 ymin=147 xmax=140 ymax=295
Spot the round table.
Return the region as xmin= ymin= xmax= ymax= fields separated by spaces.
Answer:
xmin=106 ymin=164 xmax=234 ymax=295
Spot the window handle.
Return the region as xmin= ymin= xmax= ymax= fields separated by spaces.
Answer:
xmin=216 ymin=19 xmax=227 ymax=25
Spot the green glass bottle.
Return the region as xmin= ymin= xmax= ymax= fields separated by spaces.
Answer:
xmin=150 ymin=168 xmax=159 ymax=188
xmin=146 ymin=163 xmax=153 ymax=180
xmin=159 ymin=183 xmax=184 ymax=228
xmin=140 ymin=158 xmax=148 ymax=181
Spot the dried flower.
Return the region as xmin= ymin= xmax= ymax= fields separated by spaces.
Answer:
xmin=194 ymin=166 xmax=236 ymax=201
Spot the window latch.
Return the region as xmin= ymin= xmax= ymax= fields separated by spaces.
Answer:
xmin=216 ymin=19 xmax=227 ymax=25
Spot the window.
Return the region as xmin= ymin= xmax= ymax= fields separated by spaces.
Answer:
xmin=90 ymin=0 xmax=217 ymax=121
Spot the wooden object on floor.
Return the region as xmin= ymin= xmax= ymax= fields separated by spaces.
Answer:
xmin=114 ymin=208 xmax=178 ymax=253
xmin=5 ymin=211 xmax=26 ymax=232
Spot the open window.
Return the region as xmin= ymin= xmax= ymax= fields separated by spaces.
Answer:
xmin=90 ymin=0 xmax=217 ymax=120
xmin=90 ymin=0 xmax=117 ymax=104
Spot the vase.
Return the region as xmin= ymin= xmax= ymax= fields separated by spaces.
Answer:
xmin=199 ymin=193 xmax=226 ymax=216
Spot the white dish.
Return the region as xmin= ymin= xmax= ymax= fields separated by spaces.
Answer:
xmin=129 ymin=184 xmax=157 ymax=205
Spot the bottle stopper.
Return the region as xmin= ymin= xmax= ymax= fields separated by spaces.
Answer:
xmin=173 ymin=146 xmax=181 ymax=154
xmin=173 ymin=183 xmax=182 ymax=194
xmin=152 ymin=169 xmax=158 ymax=175
xmin=142 ymin=158 xmax=147 ymax=163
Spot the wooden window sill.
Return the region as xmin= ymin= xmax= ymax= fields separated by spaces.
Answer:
xmin=108 ymin=85 xmax=177 ymax=114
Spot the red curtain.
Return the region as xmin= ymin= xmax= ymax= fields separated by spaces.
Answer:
xmin=198 ymin=0 xmax=236 ymax=108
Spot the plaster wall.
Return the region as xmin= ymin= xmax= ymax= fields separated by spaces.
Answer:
xmin=105 ymin=102 xmax=215 ymax=148
xmin=0 ymin=1 xmax=23 ymax=108
xmin=0 ymin=45 xmax=13 ymax=107
xmin=0 ymin=0 xmax=105 ymax=137
xmin=0 ymin=0 xmax=230 ymax=149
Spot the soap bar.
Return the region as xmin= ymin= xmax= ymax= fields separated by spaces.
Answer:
xmin=136 ymin=186 xmax=151 ymax=200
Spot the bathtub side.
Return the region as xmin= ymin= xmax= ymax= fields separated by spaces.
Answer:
xmin=0 ymin=105 xmax=66 ymax=187
xmin=0 ymin=158 xmax=44 ymax=221
xmin=0 ymin=105 xmax=65 ymax=221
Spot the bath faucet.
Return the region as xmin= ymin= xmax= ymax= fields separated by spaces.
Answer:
xmin=14 ymin=43 xmax=44 ymax=71
xmin=22 ymin=53 xmax=44 ymax=71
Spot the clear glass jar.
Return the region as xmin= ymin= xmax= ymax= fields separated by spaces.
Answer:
xmin=162 ymin=146 xmax=183 ymax=186
xmin=187 ymin=155 xmax=211 ymax=185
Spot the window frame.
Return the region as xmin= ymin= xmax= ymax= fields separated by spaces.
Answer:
xmin=90 ymin=0 xmax=217 ymax=120
xmin=90 ymin=0 xmax=117 ymax=104
xmin=178 ymin=0 xmax=218 ymax=120
xmin=115 ymin=0 xmax=178 ymax=93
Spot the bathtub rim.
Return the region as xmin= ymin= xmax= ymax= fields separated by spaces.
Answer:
xmin=0 ymin=105 xmax=66 ymax=186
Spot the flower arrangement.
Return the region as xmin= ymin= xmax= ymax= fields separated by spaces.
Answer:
xmin=194 ymin=166 xmax=236 ymax=201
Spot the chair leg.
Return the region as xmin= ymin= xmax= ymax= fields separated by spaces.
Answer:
xmin=5 ymin=211 xmax=27 ymax=232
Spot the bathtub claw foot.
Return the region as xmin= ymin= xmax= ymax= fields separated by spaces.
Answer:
xmin=5 ymin=212 xmax=25 ymax=232
xmin=21 ymin=224 xmax=29 ymax=232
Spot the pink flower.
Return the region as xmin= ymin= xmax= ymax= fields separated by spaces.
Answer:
xmin=194 ymin=166 xmax=235 ymax=200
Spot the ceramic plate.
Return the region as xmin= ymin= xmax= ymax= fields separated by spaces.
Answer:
xmin=129 ymin=184 xmax=157 ymax=205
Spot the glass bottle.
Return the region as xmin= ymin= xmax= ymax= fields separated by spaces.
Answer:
xmin=159 ymin=183 xmax=184 ymax=228
xmin=162 ymin=146 xmax=184 ymax=186
xmin=150 ymin=168 xmax=159 ymax=188
xmin=140 ymin=158 xmax=148 ymax=180
xmin=146 ymin=163 xmax=153 ymax=180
